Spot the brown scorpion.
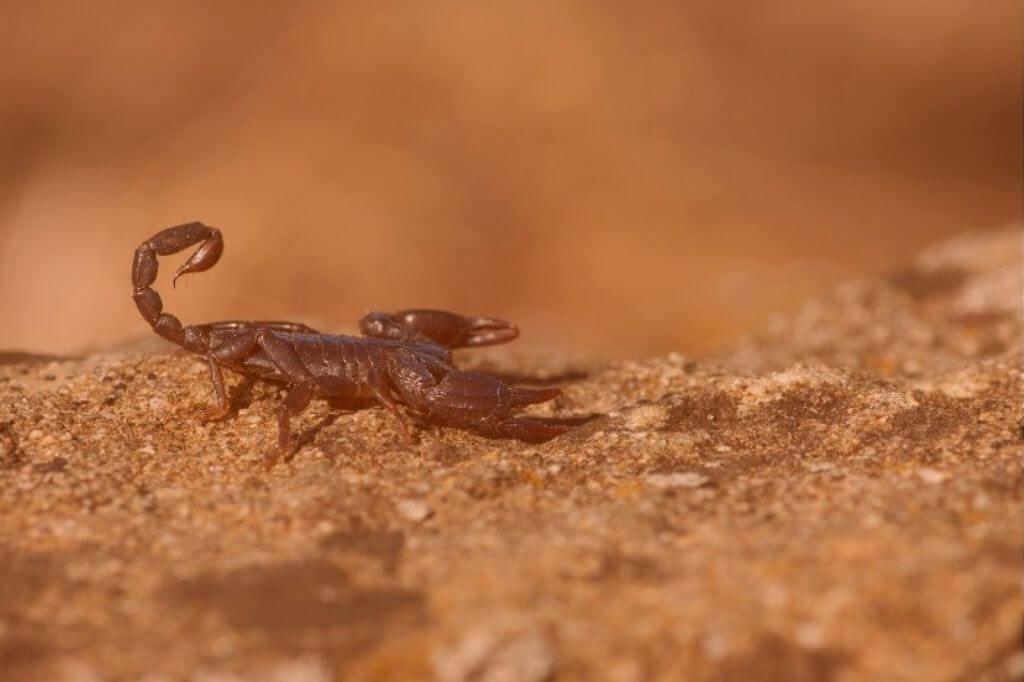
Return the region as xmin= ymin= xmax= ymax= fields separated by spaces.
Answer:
xmin=133 ymin=222 xmax=587 ymax=468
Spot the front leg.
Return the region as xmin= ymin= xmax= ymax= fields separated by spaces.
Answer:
xmin=359 ymin=309 xmax=518 ymax=349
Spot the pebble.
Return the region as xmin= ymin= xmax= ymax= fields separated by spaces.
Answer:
xmin=916 ymin=468 xmax=949 ymax=484
xmin=805 ymin=461 xmax=836 ymax=473
xmin=265 ymin=656 xmax=331 ymax=682
xmin=623 ymin=404 xmax=668 ymax=430
xmin=1006 ymin=651 xmax=1024 ymax=679
xmin=396 ymin=498 xmax=432 ymax=522
xmin=646 ymin=472 xmax=710 ymax=489
xmin=52 ymin=658 xmax=101 ymax=682
xmin=434 ymin=626 xmax=554 ymax=682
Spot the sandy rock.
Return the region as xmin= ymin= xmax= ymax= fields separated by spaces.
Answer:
xmin=396 ymin=498 xmax=433 ymax=523
xmin=434 ymin=623 xmax=554 ymax=682
xmin=0 ymin=228 xmax=1020 ymax=681
xmin=645 ymin=472 xmax=710 ymax=489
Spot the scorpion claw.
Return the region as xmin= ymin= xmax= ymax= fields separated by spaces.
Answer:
xmin=483 ymin=416 xmax=578 ymax=442
xmin=372 ymin=309 xmax=518 ymax=348
xmin=485 ymin=413 xmax=600 ymax=442
xmin=410 ymin=370 xmax=578 ymax=442
xmin=460 ymin=316 xmax=519 ymax=347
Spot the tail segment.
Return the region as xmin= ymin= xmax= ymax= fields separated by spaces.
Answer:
xmin=132 ymin=222 xmax=223 ymax=350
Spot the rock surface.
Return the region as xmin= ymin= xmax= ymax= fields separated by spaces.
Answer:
xmin=1 ymin=228 xmax=1020 ymax=681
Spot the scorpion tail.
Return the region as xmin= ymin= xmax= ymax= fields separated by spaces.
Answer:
xmin=132 ymin=222 xmax=223 ymax=350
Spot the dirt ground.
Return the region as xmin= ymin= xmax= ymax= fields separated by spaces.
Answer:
xmin=0 ymin=227 xmax=1021 ymax=681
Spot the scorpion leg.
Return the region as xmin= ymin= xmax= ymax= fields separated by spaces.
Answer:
xmin=374 ymin=392 xmax=413 ymax=439
xmin=200 ymin=358 xmax=231 ymax=422
xmin=271 ymin=373 xmax=371 ymax=468
xmin=360 ymin=309 xmax=518 ymax=349
xmin=195 ymin=330 xmax=264 ymax=421
xmin=265 ymin=379 xmax=317 ymax=470
xmin=196 ymin=325 xmax=318 ymax=466
xmin=369 ymin=384 xmax=417 ymax=442
xmin=247 ymin=329 xmax=323 ymax=467
xmin=193 ymin=320 xmax=321 ymax=420
xmin=195 ymin=320 xmax=320 ymax=402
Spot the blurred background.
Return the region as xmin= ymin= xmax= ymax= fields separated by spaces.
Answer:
xmin=1 ymin=1 xmax=1020 ymax=358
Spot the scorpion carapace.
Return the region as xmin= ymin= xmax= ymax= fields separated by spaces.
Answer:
xmin=133 ymin=222 xmax=588 ymax=468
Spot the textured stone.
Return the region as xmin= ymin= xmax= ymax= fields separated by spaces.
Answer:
xmin=0 ymin=227 xmax=1019 ymax=681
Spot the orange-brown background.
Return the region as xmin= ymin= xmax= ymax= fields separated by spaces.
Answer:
xmin=1 ymin=2 xmax=1020 ymax=358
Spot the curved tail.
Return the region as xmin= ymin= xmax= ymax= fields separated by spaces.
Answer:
xmin=132 ymin=222 xmax=223 ymax=350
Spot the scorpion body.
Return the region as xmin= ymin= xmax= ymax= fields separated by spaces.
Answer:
xmin=132 ymin=222 xmax=583 ymax=467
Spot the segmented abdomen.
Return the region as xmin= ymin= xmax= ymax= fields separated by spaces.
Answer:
xmin=303 ymin=334 xmax=452 ymax=397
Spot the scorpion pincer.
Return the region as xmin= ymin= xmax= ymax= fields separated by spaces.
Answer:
xmin=132 ymin=222 xmax=588 ymax=468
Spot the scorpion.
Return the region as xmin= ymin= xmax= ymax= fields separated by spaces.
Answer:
xmin=132 ymin=222 xmax=587 ymax=468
